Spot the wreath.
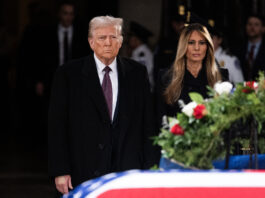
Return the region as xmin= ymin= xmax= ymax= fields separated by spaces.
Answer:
xmin=154 ymin=72 xmax=265 ymax=169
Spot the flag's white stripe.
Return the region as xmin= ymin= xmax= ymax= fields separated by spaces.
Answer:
xmin=85 ymin=171 xmax=265 ymax=198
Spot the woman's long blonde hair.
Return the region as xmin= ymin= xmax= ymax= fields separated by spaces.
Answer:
xmin=164 ymin=23 xmax=221 ymax=105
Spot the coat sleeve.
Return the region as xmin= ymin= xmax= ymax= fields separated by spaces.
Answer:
xmin=48 ymin=68 xmax=71 ymax=177
xmin=154 ymin=69 xmax=169 ymax=132
xmin=141 ymin=66 xmax=161 ymax=169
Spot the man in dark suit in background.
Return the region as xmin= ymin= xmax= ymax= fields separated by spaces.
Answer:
xmin=48 ymin=15 xmax=159 ymax=196
xmin=236 ymin=14 xmax=265 ymax=81
xmin=44 ymin=1 xmax=91 ymax=95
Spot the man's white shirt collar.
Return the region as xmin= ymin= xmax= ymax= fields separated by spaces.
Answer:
xmin=58 ymin=24 xmax=73 ymax=33
xmin=94 ymin=53 xmax=117 ymax=74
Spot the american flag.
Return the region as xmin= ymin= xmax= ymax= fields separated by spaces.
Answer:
xmin=63 ymin=169 xmax=265 ymax=198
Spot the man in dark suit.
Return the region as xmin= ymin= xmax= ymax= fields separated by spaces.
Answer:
xmin=236 ymin=14 xmax=265 ymax=81
xmin=44 ymin=1 xmax=91 ymax=96
xmin=48 ymin=15 xmax=159 ymax=195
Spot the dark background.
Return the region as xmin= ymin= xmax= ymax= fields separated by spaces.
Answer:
xmin=2 ymin=0 xmax=264 ymax=197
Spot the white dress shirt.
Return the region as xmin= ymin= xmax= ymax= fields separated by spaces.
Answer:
xmin=247 ymin=40 xmax=262 ymax=60
xmin=94 ymin=53 xmax=118 ymax=121
xmin=58 ymin=24 xmax=73 ymax=66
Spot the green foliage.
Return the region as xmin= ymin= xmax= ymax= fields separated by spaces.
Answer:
xmin=150 ymin=164 xmax=159 ymax=170
xmin=189 ymin=92 xmax=204 ymax=103
xmin=154 ymin=72 xmax=265 ymax=169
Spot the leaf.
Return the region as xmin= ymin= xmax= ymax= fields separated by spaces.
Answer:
xmin=189 ymin=92 xmax=204 ymax=103
xmin=174 ymin=136 xmax=183 ymax=145
xmin=150 ymin=164 xmax=159 ymax=170
xmin=188 ymin=116 xmax=195 ymax=124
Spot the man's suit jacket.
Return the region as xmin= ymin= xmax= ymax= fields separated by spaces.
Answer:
xmin=237 ymin=39 xmax=265 ymax=80
xmin=48 ymin=54 xmax=159 ymax=187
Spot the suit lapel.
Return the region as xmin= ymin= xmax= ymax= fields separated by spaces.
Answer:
xmin=112 ymin=57 xmax=126 ymax=123
xmin=82 ymin=55 xmax=111 ymax=124
xmin=254 ymin=40 xmax=265 ymax=71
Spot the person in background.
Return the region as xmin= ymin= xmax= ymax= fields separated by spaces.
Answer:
xmin=48 ymin=15 xmax=159 ymax=196
xmin=128 ymin=21 xmax=155 ymax=90
xmin=44 ymin=1 xmax=91 ymax=95
xmin=212 ymin=29 xmax=244 ymax=84
xmin=49 ymin=1 xmax=90 ymax=66
xmin=17 ymin=2 xmax=49 ymax=97
xmin=236 ymin=14 xmax=265 ymax=81
xmin=153 ymin=15 xmax=186 ymax=85
xmin=155 ymin=23 xmax=228 ymax=131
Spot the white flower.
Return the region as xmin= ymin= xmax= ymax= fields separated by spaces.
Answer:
xmin=214 ymin=81 xmax=233 ymax=95
xmin=253 ymin=82 xmax=258 ymax=89
xmin=168 ymin=117 xmax=179 ymax=129
xmin=181 ymin=101 xmax=197 ymax=117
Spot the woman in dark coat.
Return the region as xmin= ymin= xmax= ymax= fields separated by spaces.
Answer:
xmin=155 ymin=23 xmax=228 ymax=131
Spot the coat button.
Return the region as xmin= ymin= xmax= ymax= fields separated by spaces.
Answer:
xmin=98 ymin=144 xmax=105 ymax=150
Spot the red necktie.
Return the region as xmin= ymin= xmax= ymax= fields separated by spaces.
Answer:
xmin=248 ymin=44 xmax=255 ymax=65
xmin=102 ymin=66 xmax=112 ymax=119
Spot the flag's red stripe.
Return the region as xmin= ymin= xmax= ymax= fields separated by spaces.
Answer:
xmin=98 ymin=187 xmax=265 ymax=198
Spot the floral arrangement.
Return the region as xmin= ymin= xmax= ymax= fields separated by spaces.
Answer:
xmin=154 ymin=72 xmax=265 ymax=169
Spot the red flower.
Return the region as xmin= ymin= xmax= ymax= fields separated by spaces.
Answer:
xmin=170 ymin=124 xmax=184 ymax=135
xmin=193 ymin=104 xmax=207 ymax=119
xmin=242 ymin=81 xmax=258 ymax=93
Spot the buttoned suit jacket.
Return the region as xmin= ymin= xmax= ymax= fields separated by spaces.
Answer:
xmin=48 ymin=54 xmax=159 ymax=187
